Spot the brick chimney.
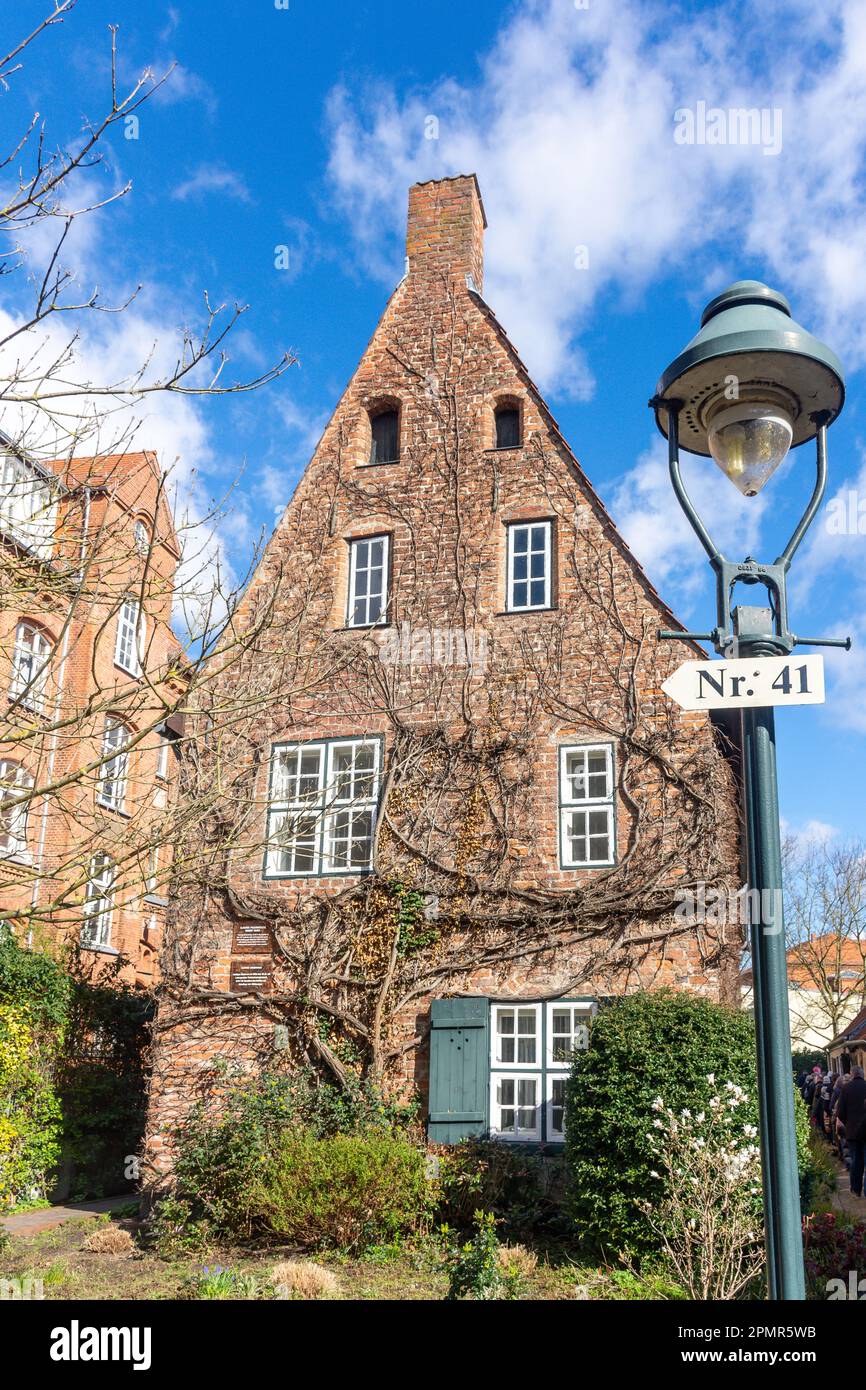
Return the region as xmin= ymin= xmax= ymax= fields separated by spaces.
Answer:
xmin=406 ymin=174 xmax=487 ymax=293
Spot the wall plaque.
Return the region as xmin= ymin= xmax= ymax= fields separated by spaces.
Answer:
xmin=229 ymin=960 xmax=273 ymax=994
xmin=232 ymin=922 xmax=273 ymax=954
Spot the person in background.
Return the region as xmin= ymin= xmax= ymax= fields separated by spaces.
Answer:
xmin=836 ymin=1065 xmax=866 ymax=1199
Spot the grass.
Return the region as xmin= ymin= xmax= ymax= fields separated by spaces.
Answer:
xmin=0 ymin=1216 xmax=680 ymax=1301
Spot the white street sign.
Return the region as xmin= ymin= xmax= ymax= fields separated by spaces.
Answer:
xmin=662 ymin=653 xmax=825 ymax=711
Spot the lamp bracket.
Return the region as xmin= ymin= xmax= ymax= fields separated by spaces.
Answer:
xmin=650 ymin=400 xmax=836 ymax=657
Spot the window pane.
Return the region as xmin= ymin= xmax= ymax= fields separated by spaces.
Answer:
xmin=495 ymin=409 xmax=520 ymax=449
xmin=370 ymin=411 xmax=399 ymax=464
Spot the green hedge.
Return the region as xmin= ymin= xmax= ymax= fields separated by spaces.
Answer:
xmin=565 ymin=989 xmax=812 ymax=1256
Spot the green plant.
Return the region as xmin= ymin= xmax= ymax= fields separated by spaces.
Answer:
xmin=565 ymin=989 xmax=811 ymax=1256
xmin=803 ymin=1212 xmax=866 ymax=1300
xmin=156 ymin=1069 xmax=422 ymax=1245
xmin=252 ymin=1128 xmax=430 ymax=1251
xmin=436 ymin=1138 xmax=564 ymax=1238
xmin=445 ymin=1210 xmax=515 ymax=1300
xmin=181 ymin=1265 xmax=262 ymax=1300
xmin=801 ymin=1124 xmax=838 ymax=1213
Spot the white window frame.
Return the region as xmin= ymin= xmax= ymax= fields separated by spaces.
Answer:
xmin=0 ymin=760 xmax=33 ymax=860
xmin=506 ymin=520 xmax=552 ymax=612
xmin=97 ymin=718 xmax=130 ymax=813
xmin=0 ymin=454 xmax=57 ymax=558
xmin=545 ymin=1000 xmax=595 ymax=1069
xmin=134 ymin=518 xmax=150 ymax=556
xmin=114 ymin=597 xmax=144 ymax=676
xmin=489 ymin=1072 xmax=542 ymax=1142
xmin=347 ymin=535 xmax=390 ymax=628
xmin=9 ymin=622 xmax=52 ymax=713
xmin=490 ymin=1002 xmax=542 ymax=1070
xmin=559 ymin=742 xmax=616 ymax=868
xmin=488 ymin=997 xmax=596 ymax=1145
xmin=264 ymin=736 xmax=382 ymax=878
xmin=81 ymin=853 xmax=115 ymax=949
xmin=156 ymin=735 xmax=171 ymax=781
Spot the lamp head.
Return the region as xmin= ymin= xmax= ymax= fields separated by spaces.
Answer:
xmin=653 ymin=280 xmax=844 ymax=496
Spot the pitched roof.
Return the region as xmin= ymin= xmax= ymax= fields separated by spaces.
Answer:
xmin=829 ymin=1004 xmax=866 ymax=1050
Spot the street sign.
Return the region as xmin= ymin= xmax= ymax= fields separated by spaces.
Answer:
xmin=662 ymin=653 xmax=825 ymax=711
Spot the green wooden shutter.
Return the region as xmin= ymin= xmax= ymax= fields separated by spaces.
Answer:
xmin=427 ymin=997 xmax=489 ymax=1144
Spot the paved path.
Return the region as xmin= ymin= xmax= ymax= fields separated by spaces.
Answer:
xmin=830 ymin=1155 xmax=865 ymax=1219
xmin=1 ymin=1195 xmax=140 ymax=1237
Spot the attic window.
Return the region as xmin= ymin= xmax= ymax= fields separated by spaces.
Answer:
xmin=495 ymin=406 xmax=521 ymax=450
xmin=369 ymin=409 xmax=400 ymax=465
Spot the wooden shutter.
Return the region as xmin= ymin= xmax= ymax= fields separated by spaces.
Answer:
xmin=427 ymin=997 xmax=489 ymax=1144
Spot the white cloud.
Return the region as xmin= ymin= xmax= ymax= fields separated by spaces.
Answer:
xmin=607 ymin=437 xmax=768 ymax=616
xmin=172 ymin=164 xmax=251 ymax=203
xmin=325 ymin=0 xmax=866 ymax=398
xmin=781 ymin=817 xmax=839 ymax=850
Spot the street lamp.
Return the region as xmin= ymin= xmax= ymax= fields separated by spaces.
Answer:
xmin=650 ymin=279 xmax=848 ymax=1302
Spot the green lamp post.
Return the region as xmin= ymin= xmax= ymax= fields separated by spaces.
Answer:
xmin=650 ymin=280 xmax=847 ymax=1301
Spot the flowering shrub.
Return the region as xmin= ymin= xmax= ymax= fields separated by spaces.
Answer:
xmin=639 ymin=1078 xmax=764 ymax=1300
xmin=0 ymin=1001 xmax=63 ymax=1209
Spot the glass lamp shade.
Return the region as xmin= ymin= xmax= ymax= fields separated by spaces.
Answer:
xmin=706 ymin=401 xmax=794 ymax=497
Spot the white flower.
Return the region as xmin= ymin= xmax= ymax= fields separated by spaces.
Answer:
xmin=706 ymin=1074 xmax=715 ymax=1085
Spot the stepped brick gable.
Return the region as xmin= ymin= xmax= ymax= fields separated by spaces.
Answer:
xmin=146 ymin=175 xmax=742 ymax=1176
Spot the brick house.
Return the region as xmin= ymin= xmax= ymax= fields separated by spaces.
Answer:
xmin=145 ymin=175 xmax=742 ymax=1174
xmin=0 ymin=444 xmax=184 ymax=986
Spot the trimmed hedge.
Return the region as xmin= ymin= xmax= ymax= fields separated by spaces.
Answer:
xmin=565 ymin=989 xmax=812 ymax=1255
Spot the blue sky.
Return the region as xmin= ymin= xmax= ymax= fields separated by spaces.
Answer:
xmin=7 ymin=0 xmax=866 ymax=843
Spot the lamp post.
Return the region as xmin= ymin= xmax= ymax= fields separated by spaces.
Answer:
xmin=650 ymin=280 xmax=848 ymax=1301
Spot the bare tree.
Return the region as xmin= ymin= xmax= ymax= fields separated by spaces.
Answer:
xmin=0 ymin=4 xmax=295 ymax=966
xmin=783 ymin=838 xmax=866 ymax=1048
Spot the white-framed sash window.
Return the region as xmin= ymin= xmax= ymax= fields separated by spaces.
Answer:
xmin=489 ymin=999 xmax=596 ymax=1143
xmin=506 ymin=520 xmax=551 ymax=611
xmin=114 ymin=598 xmax=144 ymax=676
xmin=97 ymin=718 xmax=130 ymax=812
xmin=81 ymin=853 xmax=116 ymax=948
xmin=0 ymin=760 xmax=33 ymax=859
xmin=347 ymin=535 xmax=390 ymax=628
xmin=9 ymin=622 xmax=52 ymax=713
xmin=559 ymin=742 xmax=615 ymax=867
xmin=265 ymin=736 xmax=382 ymax=878
xmin=0 ymin=454 xmax=57 ymax=558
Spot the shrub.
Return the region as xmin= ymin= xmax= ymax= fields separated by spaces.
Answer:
xmin=252 ymin=1128 xmax=430 ymax=1251
xmin=0 ymin=1000 xmax=63 ymax=1208
xmin=436 ymin=1139 xmax=564 ymax=1238
xmin=444 ymin=1210 xmax=525 ymax=1300
xmin=803 ymin=1212 xmax=866 ymax=1300
xmin=637 ymin=1082 xmax=765 ymax=1299
xmin=270 ymin=1260 xmax=339 ymax=1299
xmin=155 ymin=1069 xmax=424 ymax=1247
xmin=565 ymin=989 xmax=811 ymax=1256
xmin=82 ymin=1223 xmax=135 ymax=1255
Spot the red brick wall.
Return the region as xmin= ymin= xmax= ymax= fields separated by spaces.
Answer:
xmin=145 ymin=177 xmax=742 ymax=1176
xmin=0 ymin=451 xmax=183 ymax=985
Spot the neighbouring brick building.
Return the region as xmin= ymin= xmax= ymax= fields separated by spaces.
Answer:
xmin=146 ymin=175 xmax=742 ymax=1175
xmin=0 ymin=444 xmax=184 ymax=986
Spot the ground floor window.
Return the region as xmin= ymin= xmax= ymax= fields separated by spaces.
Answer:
xmin=427 ymin=995 xmax=596 ymax=1146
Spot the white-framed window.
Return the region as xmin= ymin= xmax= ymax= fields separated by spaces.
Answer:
xmin=559 ymin=742 xmax=615 ymax=868
xmin=114 ymin=597 xmax=144 ymax=676
xmin=9 ymin=622 xmax=52 ymax=712
xmin=134 ymin=518 xmax=150 ymax=556
xmin=490 ymin=1073 xmax=541 ymax=1141
xmin=506 ymin=520 xmax=551 ymax=612
xmin=491 ymin=1002 xmax=541 ymax=1068
xmin=488 ymin=998 xmax=596 ymax=1143
xmin=97 ymin=718 xmax=130 ymax=812
xmin=347 ymin=535 xmax=390 ymax=628
xmin=0 ymin=760 xmax=33 ymax=859
xmin=264 ymin=736 xmax=382 ymax=878
xmin=156 ymin=735 xmax=171 ymax=781
xmin=81 ymin=852 xmax=115 ymax=948
xmin=0 ymin=454 xmax=57 ymax=558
